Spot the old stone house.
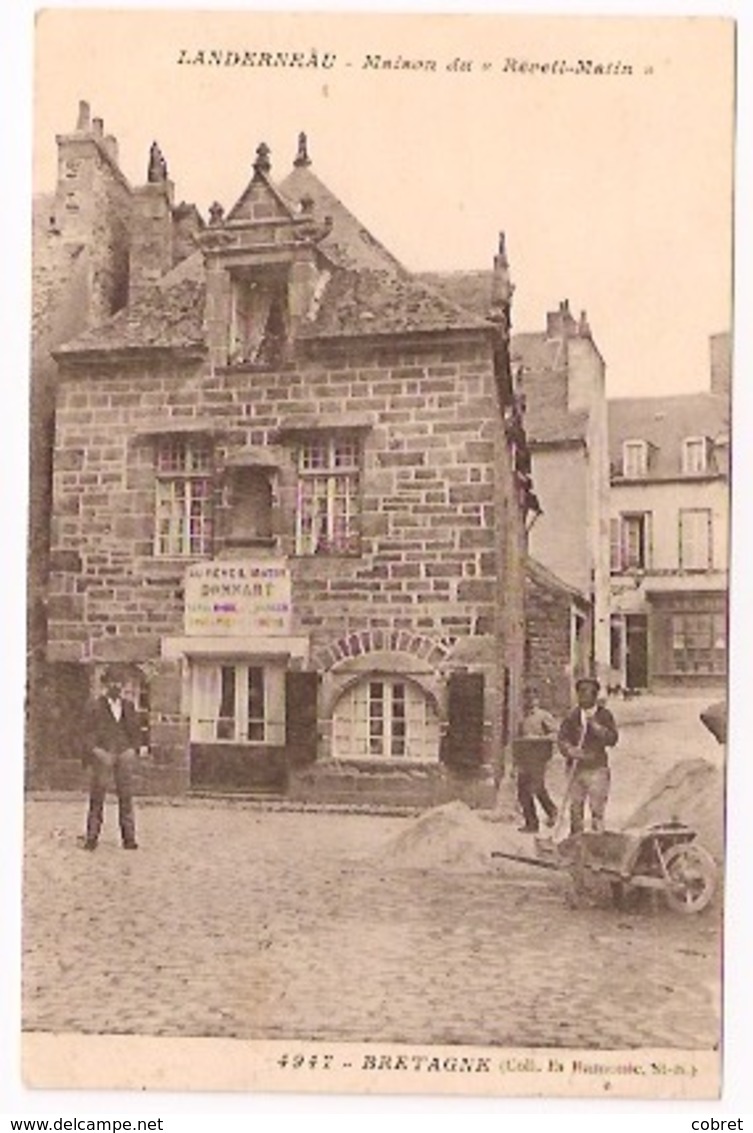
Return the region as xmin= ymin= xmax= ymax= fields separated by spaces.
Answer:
xmin=29 ymin=104 xmax=538 ymax=805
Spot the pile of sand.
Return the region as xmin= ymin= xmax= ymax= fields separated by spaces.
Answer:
xmin=381 ymin=801 xmax=494 ymax=872
xmin=621 ymin=758 xmax=724 ymax=863
xmin=381 ymin=800 xmax=548 ymax=877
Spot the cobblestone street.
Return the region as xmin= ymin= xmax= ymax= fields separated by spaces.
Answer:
xmin=22 ymin=696 xmax=723 ymax=1050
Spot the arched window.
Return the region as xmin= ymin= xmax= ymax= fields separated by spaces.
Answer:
xmin=332 ymin=676 xmax=439 ymax=762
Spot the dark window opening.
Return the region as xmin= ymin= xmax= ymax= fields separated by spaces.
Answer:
xmin=229 ymin=274 xmax=289 ymax=368
xmin=225 ymin=467 xmax=274 ymax=546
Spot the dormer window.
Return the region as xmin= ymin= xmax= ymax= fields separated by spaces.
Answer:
xmin=682 ymin=436 xmax=709 ymax=475
xmin=622 ymin=440 xmax=648 ymax=478
xmin=228 ymin=269 xmax=289 ymax=367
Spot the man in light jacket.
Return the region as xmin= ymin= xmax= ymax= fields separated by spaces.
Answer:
xmin=557 ymin=677 xmax=619 ymax=835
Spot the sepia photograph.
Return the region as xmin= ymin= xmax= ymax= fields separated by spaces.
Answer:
xmin=17 ymin=7 xmax=738 ymax=1103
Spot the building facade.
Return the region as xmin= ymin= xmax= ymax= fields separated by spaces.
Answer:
xmin=31 ymin=104 xmax=537 ymax=804
xmin=512 ymin=302 xmax=612 ymax=689
xmin=608 ymin=339 xmax=730 ymax=691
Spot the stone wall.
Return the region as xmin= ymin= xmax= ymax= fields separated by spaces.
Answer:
xmin=49 ymin=337 xmax=503 ymax=648
xmin=525 ymin=566 xmax=584 ymax=715
xmin=45 ymin=331 xmax=526 ymax=791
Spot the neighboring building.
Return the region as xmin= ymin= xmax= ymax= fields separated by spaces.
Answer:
xmin=420 ymin=273 xmax=612 ymax=698
xmin=513 ymin=302 xmax=611 ymax=688
xmin=31 ymin=103 xmax=537 ymax=804
xmin=608 ymin=343 xmax=730 ymax=691
xmin=525 ymin=558 xmax=592 ymax=714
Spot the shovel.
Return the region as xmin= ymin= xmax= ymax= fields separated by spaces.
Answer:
xmin=534 ymin=757 xmax=579 ymax=863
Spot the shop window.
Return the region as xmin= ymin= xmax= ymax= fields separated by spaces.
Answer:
xmin=295 ymin=434 xmax=361 ymax=556
xmin=190 ymin=662 xmax=285 ymax=745
xmin=225 ymin=467 xmax=274 ymax=545
xmin=229 ymin=274 xmax=288 ymax=367
xmin=332 ymin=677 xmax=439 ymax=761
xmin=679 ymin=508 xmax=712 ymax=570
xmin=154 ymin=437 xmax=213 ymax=557
xmin=671 ymin=613 xmax=726 ymax=675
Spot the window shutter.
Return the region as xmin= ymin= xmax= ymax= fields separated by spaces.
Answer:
xmin=285 ymin=670 xmax=319 ymax=765
xmin=440 ymin=671 xmax=485 ymax=769
xmin=644 ymin=511 xmax=653 ymax=570
xmin=609 ymin=518 xmax=621 ymax=572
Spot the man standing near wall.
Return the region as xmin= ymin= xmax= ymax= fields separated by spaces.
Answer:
xmin=82 ymin=666 xmax=144 ymax=850
xmin=557 ymin=677 xmax=619 ymax=835
xmin=514 ymin=691 xmax=560 ymax=833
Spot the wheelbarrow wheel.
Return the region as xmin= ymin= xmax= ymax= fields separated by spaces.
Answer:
xmin=662 ymin=842 xmax=717 ymax=914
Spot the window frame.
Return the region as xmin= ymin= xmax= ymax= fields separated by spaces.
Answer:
xmin=153 ymin=436 xmax=214 ymax=558
xmin=682 ymin=436 xmax=709 ymax=475
xmin=190 ymin=660 xmax=286 ymax=746
xmin=622 ymin=439 xmax=648 ymax=479
xmin=678 ymin=507 xmax=713 ymax=571
xmin=332 ymin=675 xmax=439 ymax=763
xmin=294 ymin=432 xmax=363 ymax=557
xmin=613 ymin=511 xmax=652 ymax=572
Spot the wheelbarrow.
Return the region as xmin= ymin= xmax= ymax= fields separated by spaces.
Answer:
xmin=491 ymin=820 xmax=718 ymax=914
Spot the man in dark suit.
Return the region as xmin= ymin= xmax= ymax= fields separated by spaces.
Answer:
xmin=83 ymin=666 xmax=143 ymax=850
xmin=557 ymin=677 xmax=619 ymax=835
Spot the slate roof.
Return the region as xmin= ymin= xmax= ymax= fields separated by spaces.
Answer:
xmin=52 ymin=163 xmax=492 ymax=355
xmin=279 ymin=164 xmax=405 ymax=275
xmin=527 ymin=557 xmax=590 ymax=605
xmin=609 ymin=393 xmax=730 ymax=479
xmin=299 ymin=269 xmax=491 ymax=339
xmin=57 ymin=251 xmax=206 ymax=355
xmin=417 ymin=270 xmax=494 ymax=317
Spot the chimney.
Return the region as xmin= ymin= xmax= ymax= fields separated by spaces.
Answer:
xmin=709 ymin=331 xmax=731 ymax=399
xmin=76 ymin=100 xmax=91 ymax=131
xmin=128 ymin=141 xmax=175 ymax=302
xmin=172 ymin=202 xmax=205 ymax=266
xmin=54 ymin=103 xmax=131 ymax=321
xmin=546 ymin=298 xmax=577 ymax=340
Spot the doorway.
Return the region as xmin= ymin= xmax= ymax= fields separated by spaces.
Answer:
xmin=625 ymin=614 xmax=649 ymax=690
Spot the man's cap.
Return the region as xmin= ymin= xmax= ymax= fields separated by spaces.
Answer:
xmin=102 ymin=665 xmax=124 ymax=683
xmin=575 ymin=676 xmax=600 ymax=692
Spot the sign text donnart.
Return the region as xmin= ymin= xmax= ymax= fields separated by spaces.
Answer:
xmin=184 ymin=559 xmax=292 ymax=636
